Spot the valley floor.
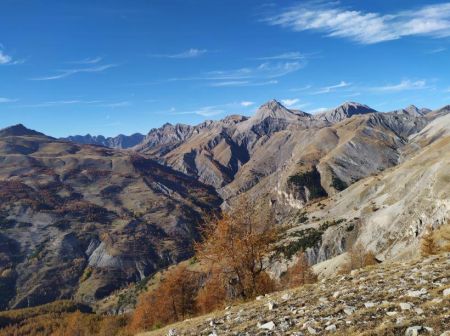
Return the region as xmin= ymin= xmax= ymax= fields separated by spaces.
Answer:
xmin=139 ymin=254 xmax=450 ymax=336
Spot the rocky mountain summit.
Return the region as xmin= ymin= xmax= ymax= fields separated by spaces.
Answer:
xmin=314 ymin=102 xmax=377 ymax=123
xmin=141 ymin=254 xmax=450 ymax=336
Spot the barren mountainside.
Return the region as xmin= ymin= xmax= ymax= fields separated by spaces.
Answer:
xmin=0 ymin=127 xmax=221 ymax=310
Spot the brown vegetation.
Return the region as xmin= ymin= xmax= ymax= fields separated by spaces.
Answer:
xmin=130 ymin=196 xmax=281 ymax=332
xmin=129 ymin=265 xmax=201 ymax=333
xmin=421 ymin=225 xmax=439 ymax=256
xmin=0 ymin=301 xmax=129 ymax=336
xmin=340 ymin=242 xmax=378 ymax=274
xmin=282 ymin=251 xmax=317 ymax=288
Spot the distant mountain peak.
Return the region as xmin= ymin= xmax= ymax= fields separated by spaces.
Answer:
xmin=315 ymin=102 xmax=377 ymax=123
xmin=392 ymin=104 xmax=431 ymax=117
xmin=254 ymin=99 xmax=309 ymax=121
xmin=0 ymin=124 xmax=46 ymax=137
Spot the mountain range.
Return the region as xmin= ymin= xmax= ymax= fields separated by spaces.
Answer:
xmin=0 ymin=100 xmax=449 ymax=312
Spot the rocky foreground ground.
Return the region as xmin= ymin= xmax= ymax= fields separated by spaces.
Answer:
xmin=140 ymin=254 xmax=450 ymax=336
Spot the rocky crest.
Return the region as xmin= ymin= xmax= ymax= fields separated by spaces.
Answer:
xmin=63 ymin=133 xmax=144 ymax=149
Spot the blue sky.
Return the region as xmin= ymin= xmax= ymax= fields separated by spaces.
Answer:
xmin=1 ymin=0 xmax=450 ymax=137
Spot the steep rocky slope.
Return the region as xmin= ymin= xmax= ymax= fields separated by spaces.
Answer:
xmin=140 ymin=254 xmax=450 ymax=336
xmin=0 ymin=126 xmax=221 ymax=310
xmin=271 ymin=110 xmax=449 ymax=277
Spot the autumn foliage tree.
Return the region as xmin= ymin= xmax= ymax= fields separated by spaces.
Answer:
xmin=283 ymin=251 xmax=317 ymax=288
xmin=196 ymin=196 xmax=278 ymax=302
xmin=340 ymin=242 xmax=378 ymax=274
xmin=421 ymin=226 xmax=439 ymax=256
xmin=129 ymin=265 xmax=200 ymax=332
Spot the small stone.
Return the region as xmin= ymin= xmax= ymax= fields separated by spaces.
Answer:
xmin=267 ymin=301 xmax=277 ymax=310
xmin=167 ymin=329 xmax=177 ymax=336
xmin=364 ymin=302 xmax=375 ymax=308
xmin=443 ymin=288 xmax=450 ymax=296
xmin=325 ymin=324 xmax=337 ymax=332
xmin=386 ymin=311 xmax=397 ymax=316
xmin=282 ymin=293 xmax=292 ymax=301
xmin=414 ymin=308 xmax=424 ymax=315
xmin=332 ymin=291 xmax=340 ymax=298
xmin=307 ymin=326 xmax=317 ymax=334
xmin=399 ymin=302 xmax=412 ymax=310
xmin=405 ymin=326 xmax=433 ymax=336
xmin=208 ymin=332 xmax=218 ymax=336
xmin=432 ymin=298 xmax=443 ymax=304
xmin=407 ymin=288 xmax=427 ymax=297
xmin=259 ymin=321 xmax=276 ymax=330
xmin=344 ymin=306 xmax=355 ymax=315
xmin=256 ymin=295 xmax=264 ymax=301
xmin=319 ymin=297 xmax=328 ymax=303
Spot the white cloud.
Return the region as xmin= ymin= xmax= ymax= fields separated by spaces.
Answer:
xmin=101 ymin=101 xmax=131 ymax=108
xmin=241 ymin=101 xmax=255 ymax=107
xmin=31 ymin=64 xmax=117 ymax=80
xmin=370 ymin=80 xmax=428 ymax=92
xmin=289 ymin=84 xmax=312 ymax=92
xmin=0 ymin=50 xmax=12 ymax=64
xmin=206 ymin=62 xmax=303 ymax=80
xmin=18 ymin=100 xmax=102 ymax=108
xmin=0 ymin=49 xmax=24 ymax=65
xmin=69 ymin=57 xmax=103 ymax=64
xmin=426 ymin=47 xmax=446 ymax=54
xmin=281 ymin=98 xmax=300 ymax=107
xmin=313 ymin=81 xmax=351 ymax=94
xmin=309 ymin=107 xmax=329 ymax=114
xmin=265 ymin=2 xmax=450 ymax=44
xmin=256 ymin=52 xmax=308 ymax=60
xmin=209 ymin=80 xmax=278 ymax=87
xmin=152 ymin=48 xmax=208 ymax=59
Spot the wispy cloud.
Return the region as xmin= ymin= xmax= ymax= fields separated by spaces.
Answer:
xmin=206 ymin=62 xmax=303 ymax=81
xmin=0 ymin=97 xmax=17 ymax=103
xmin=426 ymin=47 xmax=446 ymax=54
xmin=370 ymin=80 xmax=428 ymax=92
xmin=309 ymin=107 xmax=329 ymax=114
xmin=151 ymin=48 xmax=208 ymax=59
xmin=313 ymin=81 xmax=351 ymax=94
xmin=0 ymin=49 xmax=24 ymax=65
xmin=256 ymin=51 xmax=308 ymax=61
xmin=101 ymin=101 xmax=131 ymax=108
xmin=265 ymin=2 xmax=450 ymax=44
xmin=31 ymin=64 xmax=117 ymax=81
xmin=69 ymin=57 xmax=103 ymax=64
xmin=240 ymin=101 xmax=255 ymax=107
xmin=289 ymin=84 xmax=312 ymax=92
xmin=18 ymin=100 xmax=103 ymax=108
xmin=281 ymin=98 xmax=300 ymax=107
xmin=209 ymin=80 xmax=278 ymax=87
xmin=170 ymin=105 xmax=225 ymax=117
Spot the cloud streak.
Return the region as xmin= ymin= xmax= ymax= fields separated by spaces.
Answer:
xmin=151 ymin=48 xmax=208 ymax=59
xmin=313 ymin=81 xmax=351 ymax=94
xmin=31 ymin=64 xmax=117 ymax=81
xmin=369 ymin=80 xmax=428 ymax=92
xmin=265 ymin=2 xmax=450 ymax=44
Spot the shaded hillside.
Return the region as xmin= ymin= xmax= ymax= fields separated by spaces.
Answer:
xmin=0 ymin=126 xmax=221 ymax=310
